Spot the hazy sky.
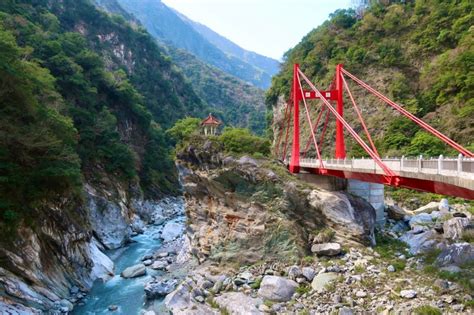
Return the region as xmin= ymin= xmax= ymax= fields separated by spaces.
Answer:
xmin=162 ymin=0 xmax=351 ymax=60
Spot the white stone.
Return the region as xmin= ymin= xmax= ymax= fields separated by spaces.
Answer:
xmin=413 ymin=202 xmax=439 ymax=214
xmin=311 ymin=272 xmax=339 ymax=293
xmin=215 ymin=292 xmax=263 ymax=315
xmin=257 ymin=276 xmax=298 ymax=302
xmin=400 ymin=289 xmax=416 ymax=299
xmin=120 ymin=264 xmax=146 ymax=278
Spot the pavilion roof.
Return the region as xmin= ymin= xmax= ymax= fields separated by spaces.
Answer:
xmin=201 ymin=113 xmax=222 ymax=126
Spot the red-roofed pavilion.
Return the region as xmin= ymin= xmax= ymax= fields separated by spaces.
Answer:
xmin=201 ymin=113 xmax=222 ymax=136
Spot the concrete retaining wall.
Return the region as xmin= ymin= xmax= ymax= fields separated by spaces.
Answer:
xmin=347 ymin=179 xmax=385 ymax=225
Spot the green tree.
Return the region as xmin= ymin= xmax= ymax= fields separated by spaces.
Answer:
xmin=166 ymin=117 xmax=201 ymax=143
xmin=219 ymin=127 xmax=270 ymax=156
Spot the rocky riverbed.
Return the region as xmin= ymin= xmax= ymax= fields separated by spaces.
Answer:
xmin=144 ymin=137 xmax=473 ymax=314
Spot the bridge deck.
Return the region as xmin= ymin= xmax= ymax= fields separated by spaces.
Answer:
xmin=291 ymin=157 xmax=474 ymax=199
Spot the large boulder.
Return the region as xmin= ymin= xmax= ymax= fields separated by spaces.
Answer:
xmin=443 ymin=217 xmax=471 ymax=240
xmin=400 ymin=230 xmax=438 ymax=255
xmin=311 ymin=272 xmax=339 ymax=293
xmin=408 ymin=213 xmax=433 ymax=229
xmin=307 ymin=191 xmax=376 ymax=245
xmin=164 ymin=279 xmax=218 ymax=315
xmin=436 ymin=242 xmax=474 ymax=267
xmin=144 ymin=279 xmax=177 ymax=299
xmin=214 ymin=292 xmax=263 ymax=315
xmin=257 ymin=276 xmax=298 ymax=302
xmin=161 ymin=221 xmax=184 ymax=243
xmin=120 ymin=264 xmax=146 ymax=278
xmin=311 ymin=243 xmax=341 ymax=256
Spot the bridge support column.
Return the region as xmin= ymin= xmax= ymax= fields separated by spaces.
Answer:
xmin=289 ymin=63 xmax=301 ymax=173
xmin=347 ymin=179 xmax=385 ymax=225
xmin=335 ymin=64 xmax=346 ymax=159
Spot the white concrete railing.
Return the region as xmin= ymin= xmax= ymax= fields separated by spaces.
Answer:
xmin=294 ymin=154 xmax=474 ymax=180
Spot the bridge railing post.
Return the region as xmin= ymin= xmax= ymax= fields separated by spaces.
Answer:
xmin=418 ymin=155 xmax=423 ymax=172
xmin=438 ymin=155 xmax=443 ymax=174
xmin=401 ymin=155 xmax=404 ymax=171
xmin=457 ymin=154 xmax=463 ymax=175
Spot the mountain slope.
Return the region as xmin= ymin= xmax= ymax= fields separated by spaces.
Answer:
xmin=175 ymin=11 xmax=280 ymax=78
xmin=116 ymin=0 xmax=274 ymax=89
xmin=95 ymin=0 xmax=267 ymax=134
xmin=0 ymin=0 xmax=210 ymax=310
xmin=268 ymin=1 xmax=473 ymax=157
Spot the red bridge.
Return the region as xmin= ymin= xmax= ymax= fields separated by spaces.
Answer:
xmin=275 ymin=64 xmax=474 ymax=200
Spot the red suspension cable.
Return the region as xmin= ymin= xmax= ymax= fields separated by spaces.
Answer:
xmin=302 ymin=106 xmax=326 ymax=158
xmin=296 ymin=72 xmax=324 ymax=168
xmin=298 ymin=69 xmax=397 ymax=179
xmin=341 ymin=75 xmax=379 ymax=157
xmin=342 ymin=68 xmax=474 ymax=158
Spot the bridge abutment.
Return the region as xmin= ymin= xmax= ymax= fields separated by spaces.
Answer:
xmin=347 ymin=179 xmax=385 ymax=225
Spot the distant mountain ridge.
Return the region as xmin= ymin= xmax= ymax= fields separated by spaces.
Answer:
xmin=116 ymin=0 xmax=278 ymax=89
xmin=174 ymin=10 xmax=280 ymax=78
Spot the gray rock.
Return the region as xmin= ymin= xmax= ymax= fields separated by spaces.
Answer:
xmin=237 ymin=156 xmax=258 ymax=166
xmin=144 ymin=279 xmax=177 ymax=299
xmin=143 ymin=259 xmax=153 ymax=266
xmin=443 ymin=217 xmax=470 ymax=240
xmin=311 ymin=272 xmax=339 ymax=293
xmin=161 ymin=222 xmax=184 ymax=243
xmin=311 ymin=243 xmax=341 ymax=256
xmin=287 ymin=265 xmax=302 ymax=280
xmin=386 ymin=203 xmax=407 ymax=221
xmin=194 ymin=295 xmax=204 ymax=303
xmin=164 ymin=280 xmax=218 ymax=315
xmin=257 ymin=276 xmax=298 ymax=302
xmin=215 ymin=292 xmax=263 ymax=315
xmin=409 ymin=213 xmax=433 ymax=229
xmin=355 ymin=290 xmax=367 ymax=298
xmin=436 ymin=242 xmax=474 ymax=267
xmin=59 ymin=299 xmax=74 ymax=312
xmin=120 ymin=264 xmax=146 ymax=278
xmin=400 ymin=289 xmax=416 ymax=299
xmin=301 ymin=267 xmax=316 ymax=281
xmin=387 ymin=265 xmax=395 ymax=272
xmin=151 ymin=260 xmax=168 ymax=270
xmin=339 ymin=307 xmax=354 ymax=315
xmin=400 ymin=230 xmax=438 ymax=255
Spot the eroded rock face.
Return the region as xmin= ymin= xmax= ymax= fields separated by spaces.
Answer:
xmin=176 ymin=138 xmax=376 ymax=265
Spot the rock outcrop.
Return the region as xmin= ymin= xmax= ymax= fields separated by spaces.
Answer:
xmin=176 ymin=138 xmax=376 ymax=265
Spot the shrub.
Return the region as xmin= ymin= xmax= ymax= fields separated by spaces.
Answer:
xmin=413 ymin=305 xmax=442 ymax=315
xmin=219 ymin=127 xmax=270 ymax=156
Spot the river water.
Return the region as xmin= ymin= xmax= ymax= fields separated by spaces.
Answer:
xmin=73 ymin=210 xmax=184 ymax=314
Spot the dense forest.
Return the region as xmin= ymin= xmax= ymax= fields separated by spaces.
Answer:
xmin=268 ymin=0 xmax=473 ymax=157
xmin=0 ymin=0 xmax=207 ymax=229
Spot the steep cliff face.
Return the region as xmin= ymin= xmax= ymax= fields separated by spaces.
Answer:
xmin=176 ymin=137 xmax=376 ymax=266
